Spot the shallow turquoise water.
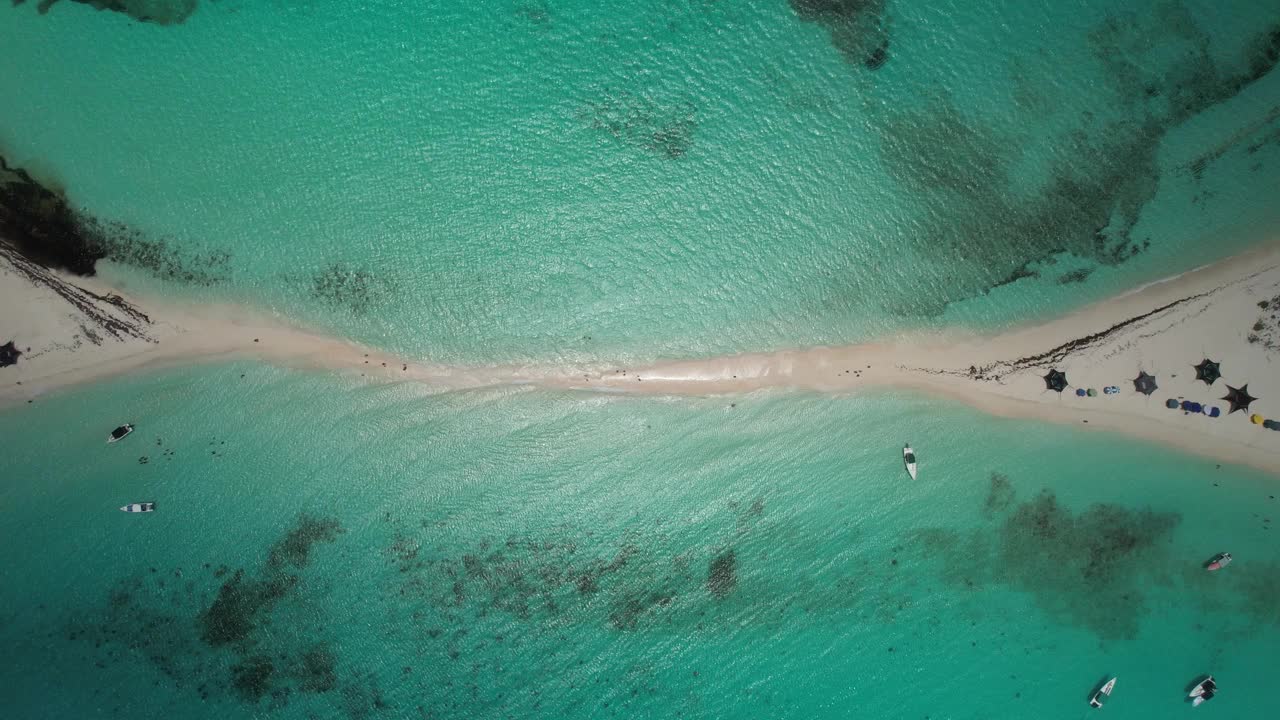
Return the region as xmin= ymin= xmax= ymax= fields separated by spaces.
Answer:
xmin=2 ymin=365 xmax=1279 ymax=719
xmin=2 ymin=1 xmax=1279 ymax=363
xmin=4 ymin=1 xmax=1280 ymax=719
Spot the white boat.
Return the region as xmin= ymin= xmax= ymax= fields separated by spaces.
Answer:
xmin=1089 ymin=677 xmax=1117 ymax=708
xmin=1189 ymin=676 xmax=1216 ymax=707
xmin=903 ymin=444 xmax=917 ymax=480
xmin=1206 ymin=552 xmax=1232 ymax=571
xmin=119 ymin=502 xmax=155 ymax=513
xmin=107 ymin=424 xmax=135 ymax=443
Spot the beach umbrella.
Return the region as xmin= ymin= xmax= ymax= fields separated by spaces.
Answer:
xmin=1133 ymin=371 xmax=1158 ymax=396
xmin=1252 ymin=414 xmax=1265 ymax=425
xmin=1208 ymin=407 xmax=1221 ymax=418
xmin=1194 ymin=359 xmax=1221 ymax=385
xmin=1043 ymin=369 xmax=1068 ymax=393
xmin=1076 ymin=388 xmax=1087 ymax=397
xmin=1166 ymin=399 xmax=1179 ymax=409
xmin=1221 ymin=384 xmax=1258 ymax=414
xmin=1087 ymin=388 xmax=1097 ymax=397
xmin=0 ymin=341 xmax=19 ymax=367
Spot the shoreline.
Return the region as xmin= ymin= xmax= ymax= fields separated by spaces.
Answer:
xmin=5 ymin=241 xmax=1280 ymax=475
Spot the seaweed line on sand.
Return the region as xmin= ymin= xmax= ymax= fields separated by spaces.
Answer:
xmin=1 ymin=239 xmax=154 ymax=344
xmin=898 ymin=264 xmax=1279 ymax=382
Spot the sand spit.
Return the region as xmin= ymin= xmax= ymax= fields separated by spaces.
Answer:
xmin=4 ymin=240 xmax=1280 ymax=474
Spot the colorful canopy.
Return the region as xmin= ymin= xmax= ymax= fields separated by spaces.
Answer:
xmin=1166 ymin=399 xmax=1180 ymax=409
xmin=1133 ymin=371 xmax=1158 ymax=396
xmin=1222 ymin=384 xmax=1258 ymax=414
xmin=1194 ymin=359 xmax=1221 ymax=385
xmin=1043 ymin=369 xmax=1068 ymax=393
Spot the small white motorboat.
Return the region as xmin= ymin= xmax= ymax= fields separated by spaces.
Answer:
xmin=1089 ymin=677 xmax=1117 ymax=708
xmin=1189 ymin=676 xmax=1216 ymax=707
xmin=903 ymin=444 xmax=917 ymax=480
xmin=107 ymin=424 xmax=135 ymax=443
xmin=120 ymin=502 xmax=155 ymax=513
xmin=1206 ymin=552 xmax=1232 ymax=571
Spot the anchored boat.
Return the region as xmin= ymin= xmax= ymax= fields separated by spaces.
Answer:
xmin=1089 ymin=677 xmax=1117 ymax=708
xmin=903 ymin=444 xmax=917 ymax=480
xmin=107 ymin=424 xmax=135 ymax=443
xmin=1189 ymin=676 xmax=1217 ymax=707
xmin=119 ymin=502 xmax=155 ymax=513
xmin=1206 ymin=552 xmax=1232 ymax=571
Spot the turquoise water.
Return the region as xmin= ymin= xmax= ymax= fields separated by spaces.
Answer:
xmin=2 ymin=365 xmax=1279 ymax=718
xmin=4 ymin=1 xmax=1280 ymax=719
xmin=2 ymin=1 xmax=1279 ymax=363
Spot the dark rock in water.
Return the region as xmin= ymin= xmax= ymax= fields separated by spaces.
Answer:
xmin=707 ymin=549 xmax=737 ymax=599
xmin=13 ymin=0 xmax=198 ymax=25
xmin=0 ymin=341 xmax=21 ymax=367
xmin=0 ymin=155 xmax=106 ymax=276
xmin=2 ymin=154 xmax=232 ymax=290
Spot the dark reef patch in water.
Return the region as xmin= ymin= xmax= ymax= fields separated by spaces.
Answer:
xmin=580 ymin=90 xmax=697 ymax=159
xmin=383 ymin=501 xmax=773 ymax=651
xmin=983 ymin=473 xmax=1015 ymax=515
xmin=789 ymin=0 xmax=891 ymax=70
xmin=67 ymin=514 xmax=360 ymax=715
xmin=864 ymin=5 xmax=1280 ymax=317
xmin=14 ymin=0 xmax=198 ymax=25
xmin=201 ymin=514 xmax=342 ymax=647
xmin=916 ymin=483 xmax=1180 ymax=639
xmin=707 ymin=549 xmax=737 ymax=599
xmin=0 ymin=155 xmax=104 ymax=276
xmin=1057 ymin=268 xmax=1094 ymax=285
xmin=200 ymin=568 xmax=296 ymax=647
xmin=230 ymin=654 xmax=276 ymax=702
xmin=297 ymin=263 xmax=395 ymax=315
xmin=1 ymin=154 xmax=232 ymax=286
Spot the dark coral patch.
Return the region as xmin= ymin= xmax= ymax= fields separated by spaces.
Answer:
xmin=864 ymin=9 xmax=1280 ymax=317
xmin=707 ymin=549 xmax=737 ymax=599
xmin=790 ymin=0 xmax=891 ymax=69
xmin=983 ymin=473 xmax=1015 ymax=515
xmin=267 ymin=514 xmax=344 ymax=570
xmin=1 ymin=154 xmax=232 ymax=286
xmin=230 ymin=654 xmax=276 ymax=702
xmin=581 ymin=90 xmax=697 ymax=159
xmin=301 ymin=263 xmax=394 ymax=315
xmin=917 ymin=484 xmax=1180 ymax=639
xmin=0 ymin=155 xmax=105 ymax=276
xmin=68 ymin=514 xmax=352 ymax=714
xmin=15 ymin=0 xmax=198 ymax=26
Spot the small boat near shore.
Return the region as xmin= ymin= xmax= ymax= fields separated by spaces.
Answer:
xmin=1090 ymin=677 xmax=1117 ymax=708
xmin=107 ymin=424 xmax=135 ymax=443
xmin=120 ymin=502 xmax=155 ymax=513
xmin=1206 ymin=552 xmax=1232 ymax=571
xmin=1189 ymin=676 xmax=1217 ymax=706
xmin=903 ymin=444 xmax=917 ymax=480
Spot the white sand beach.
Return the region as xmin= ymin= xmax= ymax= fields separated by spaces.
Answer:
xmin=5 ymin=242 xmax=1280 ymax=474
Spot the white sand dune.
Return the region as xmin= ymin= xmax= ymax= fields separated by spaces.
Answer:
xmin=5 ymin=241 xmax=1280 ymax=474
